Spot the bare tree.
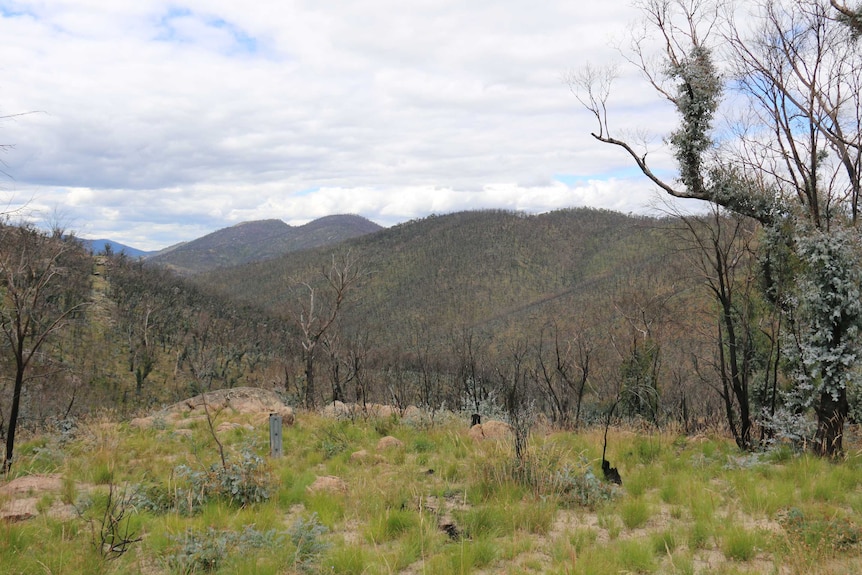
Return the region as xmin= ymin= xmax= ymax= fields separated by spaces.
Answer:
xmin=534 ymin=320 xmax=592 ymax=429
xmin=291 ymin=252 xmax=363 ymax=408
xmin=496 ymin=340 xmax=532 ymax=463
xmin=572 ymin=0 xmax=862 ymax=455
xmin=671 ymin=207 xmax=764 ymax=447
xmin=0 ymin=223 xmax=90 ymax=472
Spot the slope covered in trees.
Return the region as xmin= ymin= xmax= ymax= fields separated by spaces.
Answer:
xmin=0 ymin=207 xmax=814 ymax=458
xmin=195 ymin=208 xmax=724 ymax=425
xmin=200 ymin=209 xmax=682 ymax=339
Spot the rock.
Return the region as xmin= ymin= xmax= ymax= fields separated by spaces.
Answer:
xmin=307 ymin=475 xmax=347 ymax=494
xmin=366 ymin=404 xmax=396 ymax=418
xmin=172 ymin=417 xmax=197 ymax=429
xmin=216 ymin=422 xmax=251 ymax=433
xmin=468 ymin=420 xmax=512 ymax=441
xmin=377 ymin=436 xmax=404 ymax=450
xmin=323 ymin=401 xmax=351 ymax=418
xmin=0 ymin=474 xmax=63 ymax=496
xmin=350 ymin=449 xmax=370 ymax=462
xmin=349 ymin=449 xmax=382 ymax=464
xmin=0 ymin=498 xmax=37 ymax=523
xmin=0 ymin=474 xmax=92 ymax=523
xmin=158 ymin=387 xmax=295 ymax=426
xmin=129 ymin=417 xmax=153 ymax=429
xmin=0 ymin=474 xmax=71 ymax=523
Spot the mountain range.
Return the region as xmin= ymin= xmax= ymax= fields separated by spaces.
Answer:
xmin=138 ymin=214 xmax=382 ymax=274
xmin=79 ymin=238 xmax=153 ymax=258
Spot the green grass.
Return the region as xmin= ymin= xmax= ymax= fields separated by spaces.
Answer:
xmin=4 ymin=412 xmax=862 ymax=574
xmin=720 ymin=525 xmax=760 ymax=561
xmin=366 ymin=508 xmax=419 ymax=542
xmin=620 ymin=497 xmax=651 ymax=529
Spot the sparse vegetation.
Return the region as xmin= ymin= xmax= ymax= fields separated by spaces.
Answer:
xmin=1 ymin=411 xmax=862 ymax=574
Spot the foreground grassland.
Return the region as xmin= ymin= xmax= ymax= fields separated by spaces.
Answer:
xmin=2 ymin=410 xmax=862 ymax=575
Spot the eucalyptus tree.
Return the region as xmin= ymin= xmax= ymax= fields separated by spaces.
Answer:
xmin=572 ymin=0 xmax=862 ymax=455
xmin=830 ymin=0 xmax=862 ymax=34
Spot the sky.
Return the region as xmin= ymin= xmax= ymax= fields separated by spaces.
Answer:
xmin=0 ymin=0 xmax=690 ymax=251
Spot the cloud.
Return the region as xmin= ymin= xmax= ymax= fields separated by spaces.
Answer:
xmin=0 ymin=0 xmax=688 ymax=250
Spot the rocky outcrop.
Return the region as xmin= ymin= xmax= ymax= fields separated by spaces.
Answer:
xmin=130 ymin=387 xmax=294 ymax=430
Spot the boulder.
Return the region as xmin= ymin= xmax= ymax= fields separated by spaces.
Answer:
xmin=323 ymin=401 xmax=351 ymax=418
xmin=377 ymin=436 xmax=404 ymax=450
xmin=366 ymin=404 xmax=397 ymax=418
xmin=0 ymin=498 xmax=37 ymax=523
xmin=468 ymin=420 xmax=512 ymax=441
xmin=160 ymin=387 xmax=295 ymax=425
xmin=307 ymin=475 xmax=348 ymax=494
xmin=0 ymin=474 xmax=63 ymax=496
xmin=129 ymin=416 xmax=153 ymax=429
xmin=349 ymin=450 xmax=382 ymax=464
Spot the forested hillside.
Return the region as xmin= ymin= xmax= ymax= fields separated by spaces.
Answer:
xmin=1 ymin=208 xmax=787 ymax=457
xmin=203 ymin=209 xmax=679 ymax=332
xmin=195 ymin=208 xmax=724 ymax=426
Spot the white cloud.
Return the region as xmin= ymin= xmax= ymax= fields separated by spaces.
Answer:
xmin=0 ymin=0 xmax=690 ymax=250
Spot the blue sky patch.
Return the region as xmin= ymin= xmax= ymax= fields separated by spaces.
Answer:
xmin=294 ymin=187 xmax=321 ymax=197
xmin=0 ymin=2 xmax=34 ymax=19
xmin=155 ymin=6 xmax=258 ymax=56
xmin=553 ymin=174 xmax=585 ymax=186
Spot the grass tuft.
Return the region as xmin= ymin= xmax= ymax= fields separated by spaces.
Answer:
xmin=720 ymin=525 xmax=759 ymax=561
xmin=620 ymin=497 xmax=651 ymax=530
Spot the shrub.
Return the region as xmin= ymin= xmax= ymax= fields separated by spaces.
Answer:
xmin=134 ymin=446 xmax=272 ymax=514
xmin=317 ymin=425 xmax=352 ymax=459
xmin=555 ymin=460 xmax=618 ymax=509
xmin=166 ymin=528 xmax=229 ymax=573
xmin=166 ymin=525 xmax=283 ymax=574
xmin=780 ymin=507 xmax=862 ymax=554
xmin=760 ymin=408 xmax=816 ymax=451
xmin=89 ymin=483 xmax=142 ymax=561
xmin=212 ymin=449 xmax=272 ymax=507
xmin=289 ymin=512 xmax=331 ymax=572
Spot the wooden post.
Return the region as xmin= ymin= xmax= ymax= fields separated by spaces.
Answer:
xmin=269 ymin=413 xmax=283 ymax=458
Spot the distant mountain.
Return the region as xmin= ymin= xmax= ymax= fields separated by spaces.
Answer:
xmin=146 ymin=214 xmax=383 ymax=274
xmin=80 ymin=238 xmax=153 ymax=258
